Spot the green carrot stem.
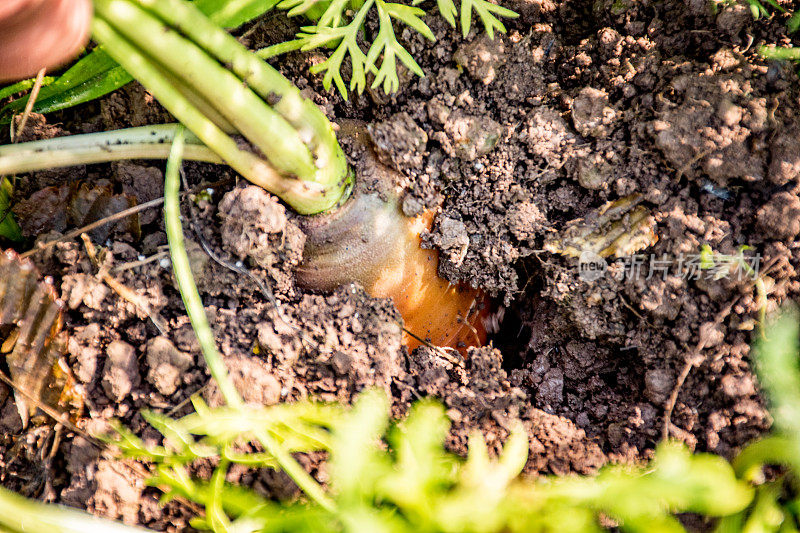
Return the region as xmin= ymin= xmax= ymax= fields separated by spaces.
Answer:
xmin=92 ymin=18 xmax=334 ymax=214
xmin=163 ymin=127 xmax=244 ymax=409
xmin=758 ymin=45 xmax=800 ymax=61
xmin=94 ymin=0 xmax=316 ymax=181
xmin=0 ymin=125 xmax=222 ymax=175
xmin=158 ymin=68 xmax=238 ymax=134
xmin=164 ymin=130 xmax=336 ymax=511
xmin=137 ymin=0 xmax=347 ymax=185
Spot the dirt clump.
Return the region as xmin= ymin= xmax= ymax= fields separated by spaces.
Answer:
xmin=218 ymin=184 xmax=306 ymax=271
xmin=144 ymin=336 xmax=194 ymax=396
xmin=454 ymin=33 xmax=507 ymax=85
xmin=757 ymin=191 xmax=800 ymax=240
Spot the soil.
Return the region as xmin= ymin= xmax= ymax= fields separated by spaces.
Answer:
xmin=2 ymin=0 xmax=800 ymax=529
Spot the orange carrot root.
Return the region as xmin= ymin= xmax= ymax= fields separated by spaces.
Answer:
xmin=296 ymin=123 xmax=489 ymax=354
xmin=372 ymin=209 xmax=488 ymax=353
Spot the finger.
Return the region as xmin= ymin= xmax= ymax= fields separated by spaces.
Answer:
xmin=0 ymin=0 xmax=94 ymax=82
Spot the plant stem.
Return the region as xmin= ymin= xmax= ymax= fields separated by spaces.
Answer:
xmin=90 ymin=0 xmax=350 ymax=214
xmin=164 ymin=129 xmax=336 ymax=512
xmin=252 ymin=427 xmax=337 ymax=513
xmin=140 ymin=0 xmax=347 ymax=179
xmin=758 ymin=45 xmax=800 ymax=61
xmin=163 ymin=127 xmax=243 ymax=409
xmin=95 ymin=0 xmax=316 ymax=180
xmin=0 ymin=125 xmax=222 ymax=175
xmin=91 ymin=17 xmax=336 ymax=214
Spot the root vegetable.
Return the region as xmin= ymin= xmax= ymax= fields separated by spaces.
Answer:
xmin=297 ymin=124 xmax=488 ymax=352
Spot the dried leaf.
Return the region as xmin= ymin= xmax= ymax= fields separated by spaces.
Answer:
xmin=13 ymin=181 xmax=140 ymax=241
xmin=12 ymin=184 xmax=70 ymax=238
xmin=0 ymin=250 xmax=84 ymax=426
xmin=544 ymin=194 xmax=658 ymax=259
xmin=68 ymin=181 xmax=140 ymax=242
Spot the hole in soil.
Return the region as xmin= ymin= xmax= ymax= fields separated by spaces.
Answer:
xmin=493 ymin=303 xmax=529 ymax=372
xmin=490 ymin=267 xmax=544 ymax=372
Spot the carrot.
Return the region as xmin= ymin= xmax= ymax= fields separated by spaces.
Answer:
xmin=297 ymin=123 xmax=488 ymax=352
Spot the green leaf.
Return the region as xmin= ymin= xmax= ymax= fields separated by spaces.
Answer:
xmin=789 ymin=12 xmax=800 ymax=33
xmin=0 ymin=49 xmax=133 ymax=124
xmin=383 ymin=3 xmax=436 ymax=41
xmin=0 ymin=178 xmax=22 ymax=242
xmin=460 ymin=0 xmax=518 ymax=39
xmin=367 ymin=0 xmax=426 ymax=93
xmin=0 ymin=76 xmax=55 ymax=102
xmin=436 ymin=0 xmax=458 ymax=27
xmin=317 ymin=0 xmax=350 ymax=27
xmin=432 ymin=423 xmax=528 ymax=532
xmin=757 ymin=0 xmax=786 ymax=14
xmin=739 ymin=484 xmax=787 ymax=532
xmin=104 ymin=421 xmax=173 ymax=462
xmin=277 ymin=0 xmax=333 ymax=17
xmin=207 ymin=462 xmax=233 ymax=532
xmin=753 ymin=309 xmax=800 ymax=469
xmin=194 ymin=0 xmax=282 ymax=27
xmin=513 ymin=441 xmax=753 ymax=529
xmin=263 ymin=0 xmax=516 ymax=96
xmin=645 ymin=442 xmax=753 ymax=517
xmin=142 ymin=410 xmax=218 ymax=461
xmin=301 ymin=0 xmax=374 ymax=98
xmin=733 ymin=435 xmax=795 ymax=480
xmin=329 ymin=389 xmax=391 ymax=501
xmin=746 ymin=0 xmax=769 ymax=19
xmin=378 ymin=399 xmax=455 ymax=519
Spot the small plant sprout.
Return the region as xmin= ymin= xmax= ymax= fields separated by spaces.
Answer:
xmin=0 ymin=0 xmax=492 ymax=352
xmin=711 ymin=0 xmax=785 ymax=20
xmin=697 ymin=244 xmax=771 ymax=330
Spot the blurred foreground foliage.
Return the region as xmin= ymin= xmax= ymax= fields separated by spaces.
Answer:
xmin=103 ymin=390 xmax=751 ymax=533
xmin=10 ymin=312 xmax=800 ymax=532
xmin=716 ymin=309 xmax=800 ymax=532
xmin=0 ymin=177 xmax=22 ymax=241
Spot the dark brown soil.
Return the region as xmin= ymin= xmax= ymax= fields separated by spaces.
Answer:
xmin=2 ymin=0 xmax=800 ymax=528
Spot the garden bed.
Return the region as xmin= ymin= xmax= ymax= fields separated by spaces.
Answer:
xmin=1 ymin=0 xmax=798 ymax=528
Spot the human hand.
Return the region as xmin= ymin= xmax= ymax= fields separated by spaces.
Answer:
xmin=0 ymin=0 xmax=93 ymax=82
